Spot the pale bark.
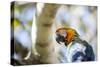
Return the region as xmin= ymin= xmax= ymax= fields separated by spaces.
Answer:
xmin=35 ymin=4 xmax=60 ymax=63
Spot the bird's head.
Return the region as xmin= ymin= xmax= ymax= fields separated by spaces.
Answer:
xmin=56 ymin=27 xmax=79 ymax=46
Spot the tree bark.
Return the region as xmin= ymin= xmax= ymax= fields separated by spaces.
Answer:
xmin=35 ymin=4 xmax=60 ymax=63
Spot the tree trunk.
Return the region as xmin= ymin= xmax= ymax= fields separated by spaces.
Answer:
xmin=35 ymin=4 xmax=60 ymax=63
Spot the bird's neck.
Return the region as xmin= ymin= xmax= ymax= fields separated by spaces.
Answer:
xmin=73 ymin=37 xmax=83 ymax=44
xmin=65 ymin=36 xmax=84 ymax=48
xmin=65 ymin=37 xmax=83 ymax=49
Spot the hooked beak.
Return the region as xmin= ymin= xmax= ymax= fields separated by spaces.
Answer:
xmin=56 ymin=34 xmax=65 ymax=44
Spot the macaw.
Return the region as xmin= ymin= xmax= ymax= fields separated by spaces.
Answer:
xmin=56 ymin=27 xmax=95 ymax=62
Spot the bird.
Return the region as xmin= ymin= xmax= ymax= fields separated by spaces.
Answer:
xmin=56 ymin=27 xmax=95 ymax=62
